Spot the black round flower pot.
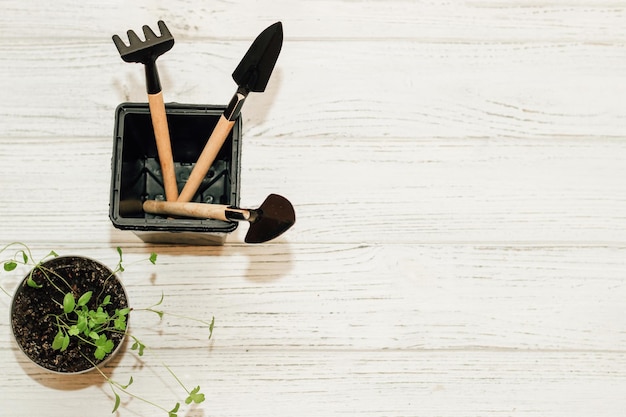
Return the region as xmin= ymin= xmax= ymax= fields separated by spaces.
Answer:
xmin=10 ymin=256 xmax=129 ymax=374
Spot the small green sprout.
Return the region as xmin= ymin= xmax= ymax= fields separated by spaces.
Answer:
xmin=165 ymin=362 xmax=206 ymax=407
xmin=46 ymin=288 xmax=132 ymax=360
xmin=169 ymin=403 xmax=181 ymax=417
xmin=4 ymin=260 xmax=17 ymax=272
xmin=2 ymin=243 xmax=210 ymax=416
xmin=130 ymin=335 xmax=146 ymax=356
xmin=94 ymin=334 xmax=115 ymax=360
xmin=0 ymin=243 xmax=56 ymax=294
xmin=186 ymin=386 xmax=205 ymax=405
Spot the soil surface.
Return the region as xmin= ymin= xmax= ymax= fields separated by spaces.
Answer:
xmin=11 ymin=256 xmax=128 ymax=373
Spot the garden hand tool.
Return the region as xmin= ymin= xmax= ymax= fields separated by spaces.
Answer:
xmin=177 ymin=21 xmax=284 ymax=203
xmin=113 ymin=20 xmax=179 ymax=201
xmin=143 ymin=194 xmax=295 ymax=243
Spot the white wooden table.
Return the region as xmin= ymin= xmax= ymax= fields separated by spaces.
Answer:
xmin=1 ymin=1 xmax=625 ymax=416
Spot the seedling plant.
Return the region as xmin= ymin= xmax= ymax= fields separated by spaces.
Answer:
xmin=1 ymin=242 xmax=214 ymax=416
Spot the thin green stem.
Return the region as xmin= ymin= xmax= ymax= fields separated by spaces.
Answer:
xmin=88 ymin=357 xmax=173 ymax=414
xmin=163 ymin=363 xmax=191 ymax=395
xmin=37 ymin=265 xmax=72 ymax=295
xmin=1 ymin=242 xmax=34 ymax=297
xmin=0 ymin=285 xmax=10 ymax=297
xmin=138 ymin=299 xmax=213 ymax=329
xmin=0 ymin=242 xmax=33 ymax=261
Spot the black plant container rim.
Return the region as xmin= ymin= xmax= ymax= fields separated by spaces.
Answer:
xmin=10 ymin=255 xmax=129 ymax=374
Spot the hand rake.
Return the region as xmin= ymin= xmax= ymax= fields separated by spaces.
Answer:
xmin=113 ymin=20 xmax=178 ymax=201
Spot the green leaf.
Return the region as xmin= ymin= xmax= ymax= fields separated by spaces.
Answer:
xmin=94 ymin=348 xmax=105 ymax=360
xmin=68 ymin=325 xmax=80 ymax=336
xmin=185 ymin=386 xmax=205 ymax=404
xmin=116 ymin=247 xmax=125 ymax=272
xmin=94 ymin=349 xmax=105 ymax=360
xmin=117 ymin=307 xmax=131 ymax=316
xmin=149 ymin=252 xmax=158 ymax=264
xmin=114 ymin=315 xmax=127 ymax=331
xmin=77 ymin=291 xmax=92 ymax=307
xmin=21 ymin=251 xmax=28 ymax=264
xmin=102 ymin=295 xmax=111 ymax=306
xmin=4 ymin=261 xmax=17 ymax=271
xmin=120 ymin=376 xmax=134 ymax=389
xmin=90 ymin=307 xmax=109 ymax=325
xmin=168 ymin=402 xmax=180 ymax=417
xmin=26 ymin=277 xmax=42 ymax=288
xmin=96 ymin=335 xmax=112 ymax=348
xmin=48 ymin=250 xmax=59 ymax=258
xmin=89 ymin=331 xmax=99 ymax=340
xmin=63 ymin=292 xmax=75 ymax=314
xmin=94 ymin=335 xmax=114 ymax=360
xmin=61 ymin=333 xmax=70 ymax=351
xmin=131 ymin=339 xmax=145 ymax=356
xmin=76 ymin=315 xmax=88 ymax=332
xmin=209 ymin=316 xmax=215 ymax=340
xmin=52 ymin=330 xmax=65 ymax=350
xmin=112 ymin=392 xmax=121 ymax=413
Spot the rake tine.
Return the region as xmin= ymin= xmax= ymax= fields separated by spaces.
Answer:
xmin=157 ymin=20 xmax=172 ymax=38
xmin=142 ymin=25 xmax=157 ymax=41
xmin=111 ymin=34 xmax=127 ymax=52
xmin=127 ymin=29 xmax=142 ymax=45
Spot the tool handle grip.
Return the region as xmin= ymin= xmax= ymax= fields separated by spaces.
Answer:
xmin=177 ymin=114 xmax=235 ymax=202
xmin=143 ymin=200 xmax=249 ymax=221
xmin=148 ymin=92 xmax=178 ymax=201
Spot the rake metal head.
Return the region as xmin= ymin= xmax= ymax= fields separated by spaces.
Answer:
xmin=112 ymin=20 xmax=174 ymax=65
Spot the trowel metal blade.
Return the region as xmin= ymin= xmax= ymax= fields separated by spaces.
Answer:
xmin=232 ymin=22 xmax=283 ymax=93
xmin=244 ymin=193 xmax=295 ymax=243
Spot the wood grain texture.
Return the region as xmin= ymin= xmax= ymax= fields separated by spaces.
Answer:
xmin=1 ymin=245 xmax=626 ymax=416
xmin=0 ymin=0 xmax=625 ymax=416
xmin=1 ymin=41 xmax=625 ymax=140
xmin=148 ymin=91 xmax=179 ymax=201
xmin=0 ymin=136 xmax=623 ymax=245
xmin=1 ymin=0 xmax=625 ymax=42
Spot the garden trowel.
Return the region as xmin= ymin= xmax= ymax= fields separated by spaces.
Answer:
xmin=177 ymin=21 xmax=284 ymax=202
xmin=142 ymin=194 xmax=295 ymax=243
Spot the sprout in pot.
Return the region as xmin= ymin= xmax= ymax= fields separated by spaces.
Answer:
xmin=1 ymin=242 xmax=214 ymax=416
xmin=9 ymin=251 xmax=135 ymax=373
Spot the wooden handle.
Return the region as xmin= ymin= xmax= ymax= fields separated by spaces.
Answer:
xmin=177 ymin=114 xmax=236 ymax=202
xmin=148 ymin=92 xmax=178 ymax=201
xmin=143 ymin=200 xmax=231 ymax=221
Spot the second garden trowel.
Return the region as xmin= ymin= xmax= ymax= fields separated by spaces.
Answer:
xmin=177 ymin=21 xmax=284 ymax=202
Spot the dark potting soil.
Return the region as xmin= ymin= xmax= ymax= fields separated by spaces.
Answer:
xmin=11 ymin=256 xmax=129 ymax=373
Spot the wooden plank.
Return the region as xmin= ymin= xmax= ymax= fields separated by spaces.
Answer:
xmin=0 ymin=136 xmax=624 ymax=245
xmin=1 ymin=0 xmax=625 ymax=42
xmin=1 ymin=2 xmax=625 ymax=416
xmin=2 ymin=243 xmax=626 ymax=415
xmin=2 ymin=336 xmax=626 ymax=416
xmin=1 ymin=41 xmax=625 ymax=140
xmin=2 ymin=245 xmax=626 ymax=351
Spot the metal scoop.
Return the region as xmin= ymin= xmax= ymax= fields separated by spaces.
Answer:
xmin=143 ymin=194 xmax=295 ymax=243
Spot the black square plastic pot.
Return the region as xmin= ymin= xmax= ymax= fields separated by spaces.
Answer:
xmin=109 ymin=102 xmax=242 ymax=245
